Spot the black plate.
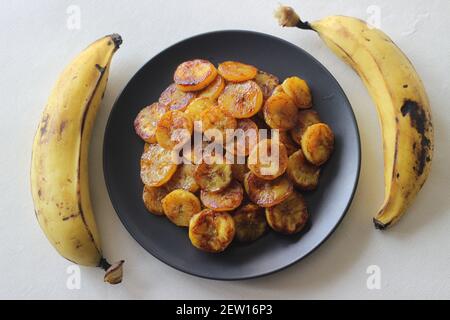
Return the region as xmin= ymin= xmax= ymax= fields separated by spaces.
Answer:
xmin=103 ymin=30 xmax=360 ymax=280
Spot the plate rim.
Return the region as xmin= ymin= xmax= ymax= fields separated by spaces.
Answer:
xmin=103 ymin=29 xmax=361 ymax=281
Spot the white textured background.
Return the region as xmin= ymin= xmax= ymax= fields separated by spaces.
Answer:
xmin=0 ymin=0 xmax=449 ymax=299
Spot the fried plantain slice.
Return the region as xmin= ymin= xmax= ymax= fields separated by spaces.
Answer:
xmin=185 ymin=97 xmax=215 ymax=125
xmin=225 ymin=118 xmax=259 ymax=157
xmin=266 ymin=192 xmax=309 ymax=234
xmin=231 ymin=163 xmax=249 ymax=183
xmin=159 ymin=83 xmax=196 ymax=111
xmin=281 ymin=76 xmax=312 ymax=109
xmin=244 ymin=172 xmax=293 ymax=207
xmin=194 ymin=161 xmax=232 ymax=192
xmin=301 ymin=123 xmax=334 ymax=166
xmin=218 ymin=81 xmax=263 ymax=119
xmin=271 ymin=84 xmax=285 ymax=96
xmin=200 ymin=180 xmax=244 ymax=211
xmin=174 ymin=59 xmax=217 ymax=92
xmin=254 ymin=70 xmax=279 ymax=100
xmin=142 ymin=186 xmax=168 ymax=216
xmin=134 ymin=102 xmax=168 ymax=143
xmin=233 ymin=203 xmax=267 ymax=242
xmin=162 ymin=189 xmax=202 ymax=227
xmin=287 ymin=149 xmax=321 ymax=190
xmin=165 ymin=163 xmax=199 ymax=193
xmin=156 ymin=110 xmax=193 ymax=150
xmin=247 ymin=139 xmax=288 ymax=180
xmin=290 ymin=109 xmax=321 ymax=145
xmin=198 ymin=74 xmax=225 ymax=100
xmin=263 ymin=92 xmax=298 ymax=130
xmin=140 ymin=143 xmax=177 ymax=187
xmin=218 ymin=61 xmax=257 ymax=82
xmin=200 ymin=105 xmax=237 ymax=142
xmin=274 ymin=131 xmax=298 ymax=156
xmin=189 ymin=209 xmax=235 ymax=253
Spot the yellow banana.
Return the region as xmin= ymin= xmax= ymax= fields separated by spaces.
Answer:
xmin=31 ymin=34 xmax=124 ymax=283
xmin=275 ymin=6 xmax=433 ymax=229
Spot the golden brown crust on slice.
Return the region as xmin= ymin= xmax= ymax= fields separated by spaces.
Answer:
xmin=218 ymin=81 xmax=263 ymax=119
xmin=233 ymin=203 xmax=267 ymax=242
xmin=159 ymin=83 xmax=196 ymax=111
xmin=194 ymin=162 xmax=232 ymax=192
xmin=263 ymin=92 xmax=298 ymax=130
xmin=174 ymin=59 xmax=217 ymax=92
xmin=244 ymin=173 xmax=293 ymax=207
xmin=301 ymin=123 xmax=334 ymax=166
xmin=134 ymin=102 xmax=168 ymax=143
xmin=218 ymin=61 xmax=258 ymax=82
xmin=200 ymin=105 xmax=237 ymax=142
xmin=247 ymin=139 xmax=288 ymax=180
xmin=281 ymin=76 xmax=312 ymax=109
xmin=189 ymin=209 xmax=235 ymax=253
xmin=140 ymin=144 xmax=177 ymax=187
xmin=290 ymin=110 xmax=321 ymax=145
xmin=225 ymin=118 xmax=259 ymax=157
xmin=185 ymin=97 xmax=215 ymax=125
xmin=155 ymin=110 xmax=193 ymax=150
xmin=165 ymin=164 xmax=199 ymax=193
xmin=287 ymin=149 xmax=321 ymax=190
xmin=198 ymin=75 xmax=225 ymax=100
xmin=142 ymin=186 xmax=168 ymax=216
xmin=162 ymin=189 xmax=201 ymax=227
xmin=266 ymin=192 xmax=309 ymax=234
xmin=200 ymin=180 xmax=244 ymax=211
xmin=254 ymin=70 xmax=279 ymax=100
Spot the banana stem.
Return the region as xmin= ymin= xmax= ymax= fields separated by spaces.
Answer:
xmin=296 ymin=19 xmax=313 ymax=31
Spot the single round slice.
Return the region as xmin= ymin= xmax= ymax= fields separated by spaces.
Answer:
xmin=233 ymin=203 xmax=267 ymax=242
xmin=275 ymin=131 xmax=298 ymax=156
xmin=287 ymin=149 xmax=321 ymax=190
xmin=200 ymin=180 xmax=244 ymax=211
xmin=244 ymin=173 xmax=293 ymax=207
xmin=301 ymin=123 xmax=334 ymax=166
xmin=140 ymin=144 xmax=177 ymax=187
xmin=159 ymin=83 xmax=196 ymax=111
xmin=185 ymin=97 xmax=215 ymax=125
xmin=134 ymin=102 xmax=168 ymax=143
xmin=254 ymin=70 xmax=279 ymax=100
xmin=156 ymin=110 xmax=193 ymax=150
xmin=290 ymin=110 xmax=321 ymax=145
xmin=200 ymin=105 xmax=237 ymax=142
xmin=281 ymin=76 xmax=312 ymax=109
xmin=231 ymin=163 xmax=249 ymax=183
xmin=263 ymin=92 xmax=298 ymax=130
xmin=164 ymin=164 xmax=199 ymax=193
xmin=194 ymin=162 xmax=232 ymax=192
xmin=142 ymin=186 xmax=168 ymax=216
xmin=218 ymin=61 xmax=257 ymax=82
xmin=225 ymin=118 xmax=259 ymax=157
xmin=218 ymin=81 xmax=263 ymax=118
xmin=198 ymin=75 xmax=225 ymax=100
xmin=162 ymin=190 xmax=201 ymax=227
xmin=189 ymin=209 xmax=235 ymax=253
xmin=174 ymin=59 xmax=217 ymax=92
xmin=247 ymin=139 xmax=288 ymax=180
xmin=266 ymin=192 xmax=309 ymax=234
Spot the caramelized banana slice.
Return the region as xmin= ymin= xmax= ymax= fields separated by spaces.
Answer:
xmin=254 ymin=70 xmax=279 ymax=100
xmin=263 ymin=92 xmax=298 ymax=130
xmin=162 ymin=190 xmax=201 ymax=227
xmin=287 ymin=149 xmax=321 ymax=190
xmin=189 ymin=209 xmax=235 ymax=253
xmin=198 ymin=75 xmax=225 ymax=100
xmin=141 ymin=144 xmax=177 ymax=187
xmin=185 ymin=97 xmax=214 ymax=124
xmin=142 ymin=186 xmax=168 ymax=216
xmin=290 ymin=110 xmax=321 ymax=145
xmin=201 ymin=180 xmax=243 ymax=211
xmin=274 ymin=131 xmax=298 ymax=156
xmin=225 ymin=118 xmax=259 ymax=156
xmin=134 ymin=102 xmax=168 ymax=143
xmin=231 ymin=163 xmax=249 ymax=183
xmin=301 ymin=123 xmax=334 ymax=166
xmin=156 ymin=110 xmax=193 ymax=150
xmin=233 ymin=203 xmax=267 ymax=242
xmin=281 ymin=76 xmax=312 ymax=109
xmin=218 ymin=81 xmax=263 ymax=118
xmin=174 ymin=59 xmax=217 ymax=92
xmin=244 ymin=173 xmax=293 ymax=207
xmin=266 ymin=192 xmax=309 ymax=234
xmin=165 ymin=164 xmax=199 ymax=193
xmin=272 ymin=84 xmax=285 ymax=96
xmin=200 ymin=105 xmax=237 ymax=142
xmin=159 ymin=83 xmax=196 ymax=111
xmin=218 ymin=61 xmax=257 ymax=82
xmin=194 ymin=161 xmax=232 ymax=192
xmin=247 ymin=139 xmax=288 ymax=180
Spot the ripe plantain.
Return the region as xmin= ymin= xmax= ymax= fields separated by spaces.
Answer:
xmin=30 ymin=34 xmax=124 ymax=283
xmin=275 ymin=6 xmax=433 ymax=229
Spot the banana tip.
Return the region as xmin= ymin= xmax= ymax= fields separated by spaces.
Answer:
xmin=373 ymin=218 xmax=389 ymax=230
xmin=100 ymin=258 xmax=124 ymax=285
xmin=109 ymin=33 xmax=123 ymax=49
